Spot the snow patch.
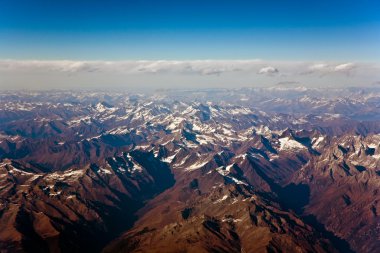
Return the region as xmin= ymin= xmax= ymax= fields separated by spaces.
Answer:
xmin=98 ymin=167 xmax=112 ymax=175
xmin=185 ymin=160 xmax=209 ymax=171
xmin=279 ymin=137 xmax=305 ymax=151
xmin=312 ymin=136 xmax=324 ymax=148
xmin=214 ymin=194 xmax=228 ymax=204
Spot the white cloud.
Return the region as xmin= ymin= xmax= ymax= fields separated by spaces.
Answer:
xmin=334 ymin=62 xmax=355 ymax=72
xmin=305 ymin=62 xmax=356 ymax=76
xmin=258 ymin=66 xmax=279 ymax=75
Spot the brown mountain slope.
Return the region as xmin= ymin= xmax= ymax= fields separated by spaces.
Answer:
xmin=104 ymin=167 xmax=341 ymax=253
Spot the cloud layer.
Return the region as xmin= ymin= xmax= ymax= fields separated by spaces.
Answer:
xmin=0 ymin=59 xmax=367 ymax=76
xmin=0 ymin=59 xmax=379 ymax=90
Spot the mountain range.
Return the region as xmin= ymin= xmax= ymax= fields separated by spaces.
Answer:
xmin=0 ymin=87 xmax=379 ymax=253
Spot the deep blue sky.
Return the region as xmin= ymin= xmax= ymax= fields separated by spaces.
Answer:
xmin=1 ymin=0 xmax=379 ymax=60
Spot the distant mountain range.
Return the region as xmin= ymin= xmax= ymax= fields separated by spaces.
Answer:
xmin=0 ymin=87 xmax=379 ymax=253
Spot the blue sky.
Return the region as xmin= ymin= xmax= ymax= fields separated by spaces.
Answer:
xmin=1 ymin=0 xmax=379 ymax=61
